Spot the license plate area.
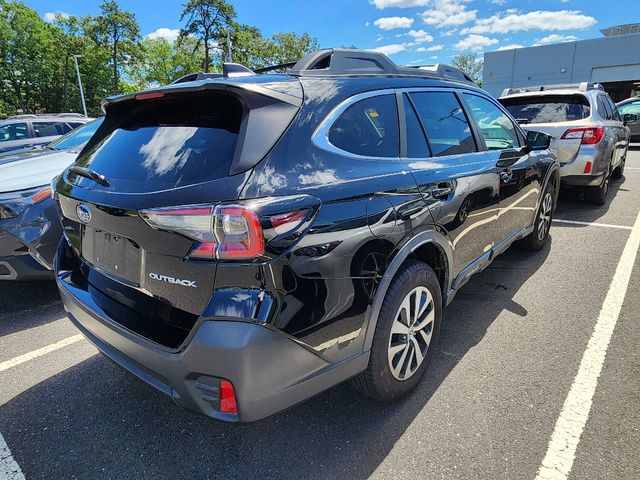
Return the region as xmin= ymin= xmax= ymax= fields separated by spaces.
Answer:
xmin=82 ymin=226 xmax=142 ymax=284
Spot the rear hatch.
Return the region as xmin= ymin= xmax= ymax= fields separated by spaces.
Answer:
xmin=500 ymin=93 xmax=592 ymax=164
xmin=55 ymin=77 xmax=303 ymax=346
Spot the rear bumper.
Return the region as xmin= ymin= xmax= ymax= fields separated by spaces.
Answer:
xmin=562 ymin=173 xmax=605 ymax=187
xmin=0 ymin=254 xmax=51 ymax=281
xmin=56 ymin=267 xmax=368 ymax=422
xmin=559 ymin=143 xmax=608 ymax=187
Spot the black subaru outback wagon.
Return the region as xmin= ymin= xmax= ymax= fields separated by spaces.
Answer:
xmin=53 ymin=49 xmax=559 ymax=422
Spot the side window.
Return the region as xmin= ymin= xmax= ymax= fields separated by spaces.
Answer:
xmin=33 ymin=122 xmax=66 ymax=138
xmin=605 ymin=97 xmax=621 ymax=121
xmin=403 ymin=94 xmax=430 ymax=158
xmin=462 ymin=93 xmax=520 ymax=150
xmin=597 ymin=96 xmax=612 ymax=120
xmin=328 ymin=94 xmax=399 ymax=158
xmin=0 ymin=123 xmax=28 ymax=142
xmin=409 ymin=91 xmax=476 ymax=157
xmin=619 ymin=101 xmax=640 ymax=116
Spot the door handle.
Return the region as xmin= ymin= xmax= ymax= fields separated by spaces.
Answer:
xmin=430 ymin=185 xmax=454 ymax=199
xmin=499 ymin=169 xmax=513 ymax=183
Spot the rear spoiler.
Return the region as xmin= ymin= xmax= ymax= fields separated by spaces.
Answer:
xmin=101 ymin=75 xmax=304 ymax=111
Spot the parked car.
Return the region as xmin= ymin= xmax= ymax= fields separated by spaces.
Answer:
xmin=0 ymin=113 xmax=92 ymax=155
xmin=53 ymin=49 xmax=559 ymax=422
xmin=0 ymin=118 xmax=103 ymax=280
xmin=616 ymin=95 xmax=640 ymax=142
xmin=499 ymin=83 xmax=633 ymax=204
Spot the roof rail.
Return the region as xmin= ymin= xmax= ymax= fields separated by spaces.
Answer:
xmin=501 ymin=82 xmax=605 ymax=97
xmin=4 ymin=112 xmax=86 ymax=120
xmin=286 ymin=49 xmax=475 ymax=83
xmin=169 ymin=49 xmax=477 ymax=87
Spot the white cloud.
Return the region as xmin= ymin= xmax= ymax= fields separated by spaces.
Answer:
xmin=534 ymin=33 xmax=577 ymax=45
xmin=43 ymin=11 xmax=70 ymax=23
xmin=426 ymin=44 xmax=444 ymax=51
xmin=431 ymin=55 xmax=440 ymax=59
xmin=370 ymin=43 xmax=408 ymax=55
xmin=147 ymin=27 xmax=181 ymax=43
xmin=453 ymin=34 xmax=498 ymax=51
xmin=495 ymin=44 xmax=524 ymax=51
xmin=370 ymin=0 xmax=430 ymax=8
xmin=421 ymin=0 xmax=477 ymax=28
xmin=407 ymin=29 xmax=434 ymax=43
xmin=461 ymin=10 xmax=596 ymax=34
xmin=374 ymin=16 xmax=415 ymax=30
xmin=490 ymin=0 xmax=508 ymax=4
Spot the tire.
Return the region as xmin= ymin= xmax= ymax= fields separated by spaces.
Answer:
xmin=516 ymin=181 xmax=555 ymax=251
xmin=584 ymin=166 xmax=611 ymax=205
xmin=612 ymin=156 xmax=625 ymax=180
xmin=350 ymin=260 xmax=442 ymax=403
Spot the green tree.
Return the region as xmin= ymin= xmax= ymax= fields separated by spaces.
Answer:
xmin=179 ymin=0 xmax=235 ymax=72
xmin=129 ymin=36 xmax=203 ymax=88
xmin=451 ymin=52 xmax=483 ymax=87
xmin=90 ymin=0 xmax=141 ymax=93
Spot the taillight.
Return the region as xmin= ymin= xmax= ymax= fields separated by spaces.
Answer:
xmin=140 ymin=199 xmax=316 ymax=261
xmin=561 ymin=127 xmax=604 ymax=145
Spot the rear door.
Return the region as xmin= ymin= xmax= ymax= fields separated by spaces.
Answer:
xmin=406 ymin=89 xmax=500 ymax=287
xmin=461 ymin=92 xmax=541 ymax=246
xmin=601 ymin=95 xmax=628 ymax=167
xmin=32 ymin=121 xmax=68 ymax=146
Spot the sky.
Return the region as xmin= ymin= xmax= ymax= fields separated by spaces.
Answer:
xmin=26 ymin=0 xmax=636 ymax=65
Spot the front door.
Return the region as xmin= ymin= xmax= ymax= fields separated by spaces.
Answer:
xmin=460 ymin=93 xmax=542 ymax=247
xmin=404 ymin=90 xmax=500 ymax=284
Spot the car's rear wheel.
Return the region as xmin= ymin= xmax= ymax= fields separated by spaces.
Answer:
xmin=584 ymin=166 xmax=611 ymax=205
xmin=612 ymin=156 xmax=625 ymax=180
xmin=350 ymin=260 xmax=442 ymax=402
xmin=516 ymin=181 xmax=555 ymax=251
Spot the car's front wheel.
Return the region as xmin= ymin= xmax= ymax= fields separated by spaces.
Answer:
xmin=516 ymin=181 xmax=555 ymax=251
xmin=350 ymin=260 xmax=442 ymax=402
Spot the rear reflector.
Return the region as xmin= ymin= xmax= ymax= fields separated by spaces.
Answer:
xmin=561 ymin=127 xmax=604 ymax=145
xmin=584 ymin=161 xmax=592 ymax=174
xmin=219 ymin=379 xmax=238 ymax=414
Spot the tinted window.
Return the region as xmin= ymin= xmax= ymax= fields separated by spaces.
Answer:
xmin=50 ymin=118 xmax=103 ymax=151
xmin=597 ymin=96 xmax=612 ymax=120
xmin=463 ymin=94 xmax=520 ymax=150
xmin=0 ymin=123 xmax=28 ymax=142
xmin=605 ymin=97 xmax=620 ymax=121
xmin=403 ymin=95 xmax=429 ymax=158
xmin=72 ymin=93 xmax=243 ymax=193
xmin=409 ymin=92 xmax=476 ymax=157
xmin=500 ymin=95 xmax=590 ymax=123
xmin=33 ymin=121 xmax=66 ymax=137
xmin=328 ymin=95 xmax=399 ymax=158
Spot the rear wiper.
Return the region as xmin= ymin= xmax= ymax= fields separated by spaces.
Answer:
xmin=69 ymin=166 xmax=110 ymax=187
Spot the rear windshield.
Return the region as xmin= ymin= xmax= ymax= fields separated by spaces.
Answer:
xmin=71 ymin=92 xmax=242 ymax=193
xmin=500 ymin=95 xmax=590 ymax=124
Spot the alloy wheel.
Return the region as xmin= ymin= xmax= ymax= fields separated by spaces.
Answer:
xmin=537 ymin=192 xmax=553 ymax=241
xmin=387 ymin=286 xmax=435 ymax=381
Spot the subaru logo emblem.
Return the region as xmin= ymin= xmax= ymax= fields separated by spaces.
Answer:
xmin=76 ymin=204 xmax=92 ymax=223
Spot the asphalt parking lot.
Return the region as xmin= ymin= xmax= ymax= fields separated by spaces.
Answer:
xmin=1 ymin=149 xmax=640 ymax=480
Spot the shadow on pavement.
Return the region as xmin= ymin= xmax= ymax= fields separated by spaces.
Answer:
xmin=554 ymin=175 xmax=627 ymax=226
xmin=0 ymin=241 xmax=551 ymax=479
xmin=0 ymin=280 xmax=65 ymax=336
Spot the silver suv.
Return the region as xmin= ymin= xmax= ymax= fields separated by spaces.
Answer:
xmin=499 ymin=83 xmax=632 ymax=205
xmin=0 ymin=113 xmax=91 ymax=155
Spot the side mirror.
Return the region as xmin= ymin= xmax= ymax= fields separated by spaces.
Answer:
xmin=525 ymin=130 xmax=552 ymax=150
xmin=623 ymin=113 xmax=638 ymax=125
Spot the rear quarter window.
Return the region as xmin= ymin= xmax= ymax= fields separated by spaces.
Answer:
xmin=328 ymin=94 xmax=399 ymax=158
xmin=500 ymin=95 xmax=590 ymax=124
xmin=71 ymin=92 xmax=243 ymax=193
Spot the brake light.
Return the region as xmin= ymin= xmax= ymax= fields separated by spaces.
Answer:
xmin=135 ymin=91 xmax=165 ymax=100
xmin=219 ymin=379 xmax=238 ymax=414
xmin=140 ymin=202 xmax=311 ymax=261
xmin=584 ymin=162 xmax=592 ymax=174
xmin=561 ymin=127 xmax=604 ymax=145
